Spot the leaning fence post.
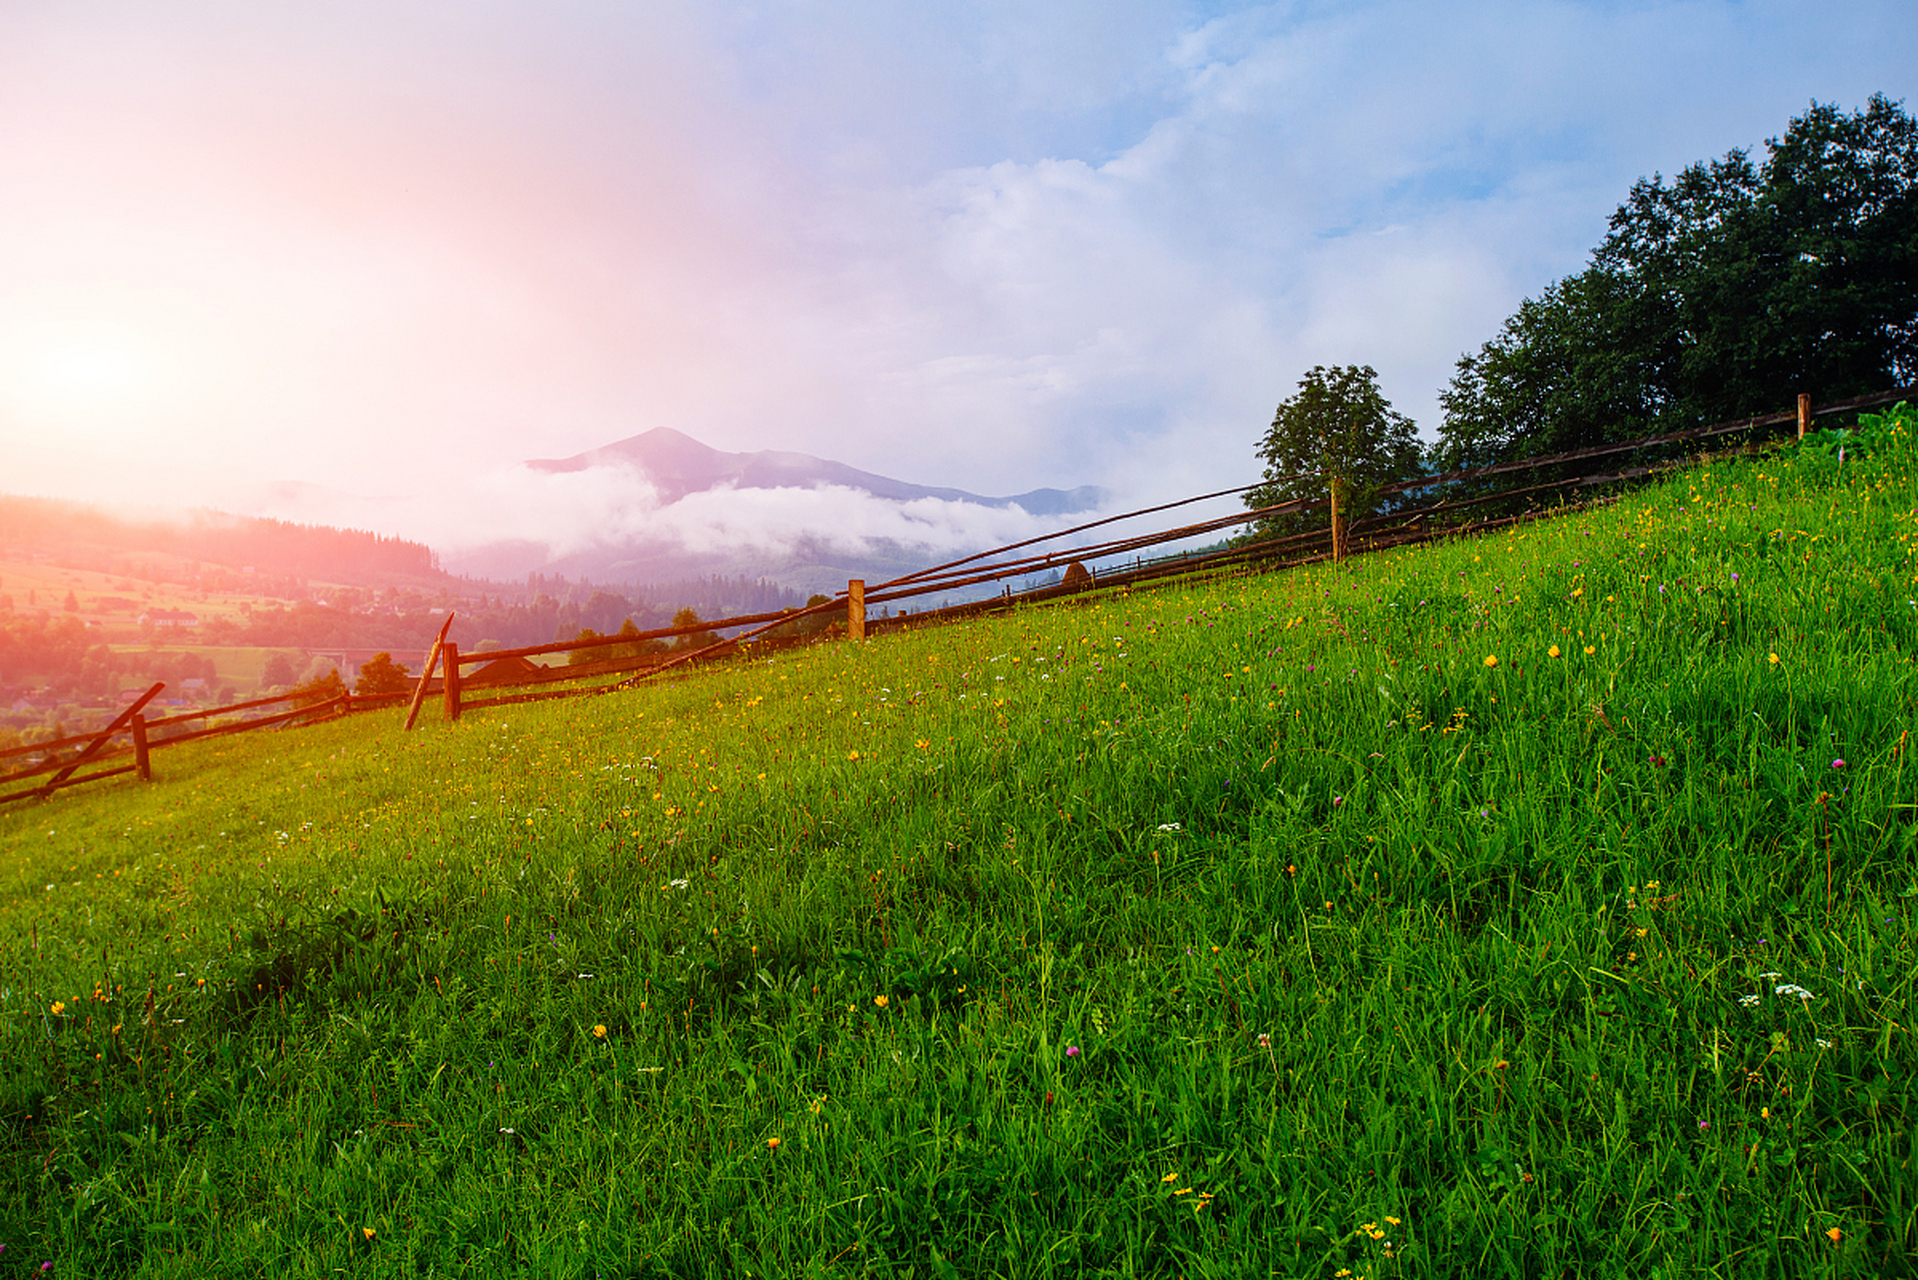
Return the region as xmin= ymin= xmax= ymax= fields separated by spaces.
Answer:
xmin=442 ymin=642 xmax=463 ymax=722
xmin=131 ymin=713 xmax=151 ymax=782
xmin=848 ymin=580 xmax=865 ymax=642
xmin=405 ymin=612 xmax=456 ymax=731
xmin=1798 ymin=392 xmax=1810 ymax=440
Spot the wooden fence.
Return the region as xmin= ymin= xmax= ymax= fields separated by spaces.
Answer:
xmin=3 ymin=385 xmax=1903 ymax=807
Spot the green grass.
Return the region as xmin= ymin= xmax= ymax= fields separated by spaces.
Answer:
xmin=3 ymin=426 xmax=1916 ymax=1278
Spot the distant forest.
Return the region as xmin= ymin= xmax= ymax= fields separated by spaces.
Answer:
xmin=0 ymin=495 xmax=437 ymax=585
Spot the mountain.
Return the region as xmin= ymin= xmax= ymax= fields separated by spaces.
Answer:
xmin=527 ymin=428 xmax=1105 ymax=515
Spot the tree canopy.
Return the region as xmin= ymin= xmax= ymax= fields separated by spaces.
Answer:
xmin=1436 ymin=95 xmax=1918 ymax=470
xmin=353 ymin=652 xmax=412 ymax=696
xmin=1243 ymin=365 xmax=1421 ymax=536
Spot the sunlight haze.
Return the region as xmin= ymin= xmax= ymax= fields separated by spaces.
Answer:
xmin=1 ymin=0 xmax=1912 ymax=562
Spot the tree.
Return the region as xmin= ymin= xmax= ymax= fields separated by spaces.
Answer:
xmin=290 ymin=668 xmax=346 ymax=707
xmin=354 ymin=651 xmax=412 ymax=695
xmin=1437 ymin=95 xmax=1918 ymax=466
xmin=260 ymin=653 xmax=296 ymax=688
xmin=612 ymin=617 xmax=665 ymax=661
xmin=565 ymin=628 xmax=603 ymax=667
xmin=1243 ymin=365 xmax=1422 ymax=539
xmin=671 ymin=606 xmax=720 ymax=651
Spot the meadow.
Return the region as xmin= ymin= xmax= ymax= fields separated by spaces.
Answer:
xmin=2 ymin=421 xmax=1915 ymax=1278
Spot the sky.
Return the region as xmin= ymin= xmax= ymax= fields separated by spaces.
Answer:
xmin=2 ymin=0 xmax=1914 ymax=573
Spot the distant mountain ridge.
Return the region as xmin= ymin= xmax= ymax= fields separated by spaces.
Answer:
xmin=528 ymin=427 xmax=1105 ymax=515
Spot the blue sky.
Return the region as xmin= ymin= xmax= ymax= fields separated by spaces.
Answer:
xmin=1 ymin=0 xmax=1912 ymax=561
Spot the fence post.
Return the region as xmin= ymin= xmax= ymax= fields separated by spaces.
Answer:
xmin=405 ymin=612 xmax=456 ymax=731
xmin=1797 ymin=392 xmax=1810 ymax=440
xmin=1328 ymin=476 xmax=1344 ymax=562
xmin=848 ymin=580 xmax=865 ymax=642
xmin=442 ymin=642 xmax=463 ymax=722
xmin=131 ymin=713 xmax=151 ymax=782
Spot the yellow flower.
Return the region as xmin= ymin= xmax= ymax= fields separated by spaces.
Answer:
xmin=766 ymin=1137 xmax=781 ymax=1150
xmin=593 ymin=1024 xmax=607 ymax=1039
xmin=1769 ymin=652 xmax=1780 ymax=665
xmin=363 ymin=1227 xmax=376 ymax=1240
xmin=1483 ymin=655 xmax=1498 ymax=668
xmin=1827 ymin=1227 xmax=1843 ymax=1244
xmin=1161 ymin=1171 xmax=1179 ymax=1183
xmin=50 ymin=1002 xmax=64 ymax=1016
xmin=1385 ymin=1216 xmax=1402 ymax=1227
xmin=1584 ymin=645 xmax=1595 ymax=655
xmin=1548 ymin=645 xmax=1561 ymax=658
xmin=847 ymin=750 xmax=860 ymax=761
xmin=915 ymin=739 xmax=930 ymax=750
xmin=873 ymin=994 xmax=889 ymax=1008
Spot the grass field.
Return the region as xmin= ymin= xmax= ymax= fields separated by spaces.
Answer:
xmin=2 ymin=420 xmax=1915 ymax=1278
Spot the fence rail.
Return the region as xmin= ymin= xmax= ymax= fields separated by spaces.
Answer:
xmin=5 ymin=385 xmax=1902 ymax=807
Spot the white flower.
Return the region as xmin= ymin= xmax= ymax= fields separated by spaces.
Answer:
xmin=1774 ymin=983 xmax=1815 ymax=1000
xmin=1739 ymin=994 xmax=1760 ymax=1007
xmin=1157 ymin=823 xmax=1181 ymax=833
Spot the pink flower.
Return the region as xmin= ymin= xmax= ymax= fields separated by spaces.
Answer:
xmin=1065 ymin=1045 xmax=1081 ymax=1058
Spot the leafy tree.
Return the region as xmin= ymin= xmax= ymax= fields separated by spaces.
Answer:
xmin=565 ymin=628 xmax=602 ymax=667
xmin=612 ymin=618 xmax=665 ymax=661
xmin=260 ymin=653 xmax=296 ymax=688
xmin=1243 ymin=365 xmax=1422 ymax=539
xmin=1437 ymin=95 xmax=1918 ymax=468
xmin=353 ymin=651 xmax=412 ymax=696
xmin=671 ymin=606 xmax=721 ymax=652
xmin=289 ymin=668 xmax=346 ymax=707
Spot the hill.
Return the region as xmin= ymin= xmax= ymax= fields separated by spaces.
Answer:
xmin=2 ymin=418 xmax=1913 ymax=1276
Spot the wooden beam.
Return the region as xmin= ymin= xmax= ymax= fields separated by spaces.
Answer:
xmin=37 ymin=683 xmax=165 ymax=798
xmin=404 ymin=612 xmax=456 ymax=731
xmin=132 ymin=714 xmax=151 ymax=782
xmin=848 ymin=580 xmax=865 ymax=642
xmin=442 ymin=642 xmax=463 ymax=722
xmin=1797 ymin=392 xmax=1810 ymax=440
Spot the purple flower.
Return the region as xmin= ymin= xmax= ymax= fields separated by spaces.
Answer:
xmin=1065 ymin=1045 xmax=1080 ymax=1058
xmin=1332 ymin=796 xmax=1343 ymax=807
xmin=1698 ymin=1120 xmax=1710 ymax=1131
xmin=1831 ymin=758 xmax=1846 ymax=769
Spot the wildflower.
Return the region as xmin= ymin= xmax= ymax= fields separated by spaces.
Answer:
xmin=1385 ymin=1216 xmax=1401 ymax=1227
xmin=915 ymin=739 xmax=930 ymax=750
xmin=1257 ymin=1032 xmax=1272 ymax=1049
xmin=1548 ymin=645 xmax=1561 ymax=658
xmin=766 ymin=1137 xmax=780 ymax=1150
xmin=1161 ymin=1172 xmax=1178 ymax=1183
xmin=1698 ymin=1120 xmax=1710 ymax=1130
xmin=593 ymin=1024 xmax=607 ymax=1039
xmin=1831 ymin=758 xmax=1846 ymax=769
xmin=363 ymin=1227 xmax=376 ymax=1240
xmin=1483 ymin=654 xmax=1498 ymax=667
xmin=49 ymin=1002 xmax=64 ymax=1016
xmin=1584 ymin=644 xmax=1595 ymax=654
xmin=873 ymin=995 xmax=889 ymax=1008
xmin=1156 ymin=822 xmax=1181 ymax=832
xmin=1827 ymin=1227 xmax=1843 ymax=1244
xmin=1769 ymin=652 xmax=1780 ymax=665
xmin=1332 ymin=795 xmax=1343 ymax=807
xmin=846 ymin=750 xmax=859 ymax=761
xmin=1065 ymin=1045 xmax=1081 ymax=1058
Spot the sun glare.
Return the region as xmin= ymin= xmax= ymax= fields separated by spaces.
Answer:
xmin=0 ymin=324 xmax=180 ymax=426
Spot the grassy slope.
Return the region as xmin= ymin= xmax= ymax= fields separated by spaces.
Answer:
xmin=2 ymin=441 xmax=1915 ymax=1278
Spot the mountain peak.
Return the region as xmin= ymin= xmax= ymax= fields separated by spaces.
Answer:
xmin=525 ymin=429 xmax=1104 ymax=515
